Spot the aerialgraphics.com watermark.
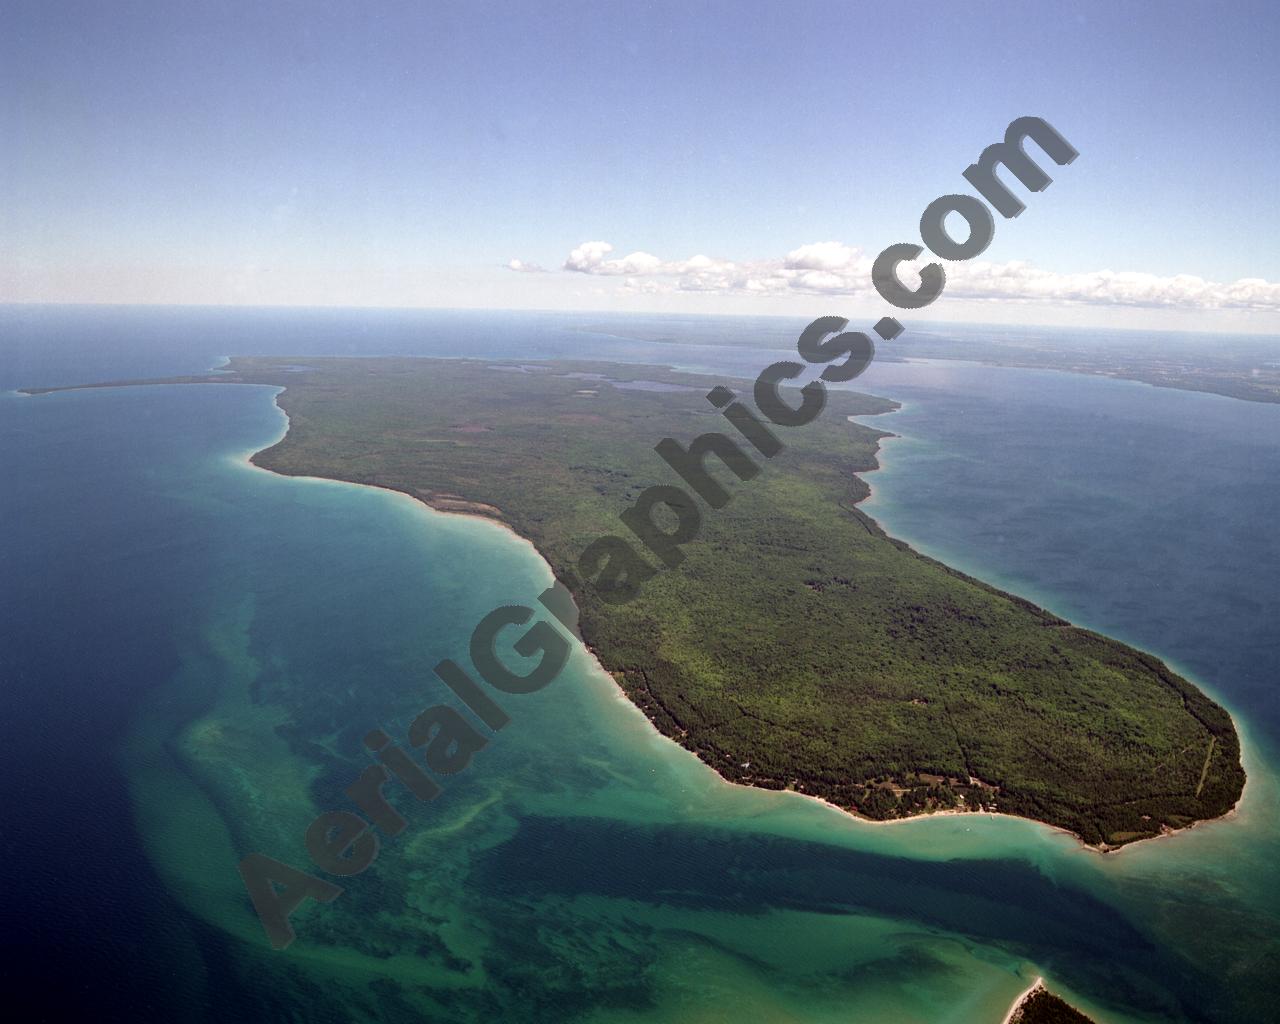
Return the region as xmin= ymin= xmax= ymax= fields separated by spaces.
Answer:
xmin=240 ymin=115 xmax=1080 ymax=950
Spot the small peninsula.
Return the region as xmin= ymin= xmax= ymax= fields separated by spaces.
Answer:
xmin=26 ymin=356 xmax=1246 ymax=847
xmin=1003 ymin=980 xmax=1097 ymax=1024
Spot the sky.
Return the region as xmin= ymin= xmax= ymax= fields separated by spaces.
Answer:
xmin=2 ymin=0 xmax=1279 ymax=331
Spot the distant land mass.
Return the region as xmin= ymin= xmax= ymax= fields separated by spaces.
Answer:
xmin=25 ymin=356 xmax=1246 ymax=847
xmin=892 ymin=327 xmax=1280 ymax=405
xmin=577 ymin=319 xmax=1280 ymax=405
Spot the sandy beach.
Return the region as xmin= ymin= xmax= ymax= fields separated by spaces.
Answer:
xmin=1000 ymin=977 xmax=1044 ymax=1024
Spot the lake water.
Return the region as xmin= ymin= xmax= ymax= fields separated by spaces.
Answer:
xmin=1 ymin=305 xmax=1276 ymax=1022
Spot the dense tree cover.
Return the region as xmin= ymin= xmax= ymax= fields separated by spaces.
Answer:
xmin=1011 ymin=987 xmax=1097 ymax=1024
xmin=47 ymin=356 xmax=1244 ymax=847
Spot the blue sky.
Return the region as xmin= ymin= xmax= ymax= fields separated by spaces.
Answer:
xmin=3 ymin=0 xmax=1278 ymax=329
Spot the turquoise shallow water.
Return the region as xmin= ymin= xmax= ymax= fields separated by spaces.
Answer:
xmin=2 ymin=306 xmax=1277 ymax=1022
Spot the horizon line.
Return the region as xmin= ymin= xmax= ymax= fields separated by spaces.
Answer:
xmin=3 ymin=300 xmax=1279 ymax=339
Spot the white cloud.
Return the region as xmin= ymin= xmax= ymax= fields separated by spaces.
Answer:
xmin=563 ymin=241 xmax=668 ymax=275
xmin=944 ymin=264 xmax=1280 ymax=310
xmin=505 ymin=258 xmax=548 ymax=273
xmin=783 ymin=241 xmax=868 ymax=274
xmin=535 ymin=240 xmax=1280 ymax=312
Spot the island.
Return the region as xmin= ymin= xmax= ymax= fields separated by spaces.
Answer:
xmin=25 ymin=356 xmax=1246 ymax=847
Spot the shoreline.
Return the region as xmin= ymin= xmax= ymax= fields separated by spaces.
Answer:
xmin=1000 ymin=977 xmax=1044 ymax=1024
xmin=234 ymin=387 xmax=541 ymax=553
xmin=846 ymin=403 xmax=904 ymax=508
xmin=844 ymin=391 xmax=1250 ymax=855
xmin=233 ymin=374 xmax=1244 ymax=856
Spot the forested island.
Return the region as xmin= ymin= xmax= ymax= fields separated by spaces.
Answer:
xmin=26 ymin=356 xmax=1246 ymax=847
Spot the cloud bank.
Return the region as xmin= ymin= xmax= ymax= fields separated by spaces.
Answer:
xmin=512 ymin=240 xmax=1280 ymax=312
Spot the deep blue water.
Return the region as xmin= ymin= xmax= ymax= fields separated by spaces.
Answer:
xmin=0 ymin=383 xmax=262 ymax=1018
xmin=859 ymin=358 xmax=1280 ymax=747
xmin=2 ymin=305 xmax=1277 ymax=1022
xmin=0 ymin=304 xmax=757 ymax=1020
